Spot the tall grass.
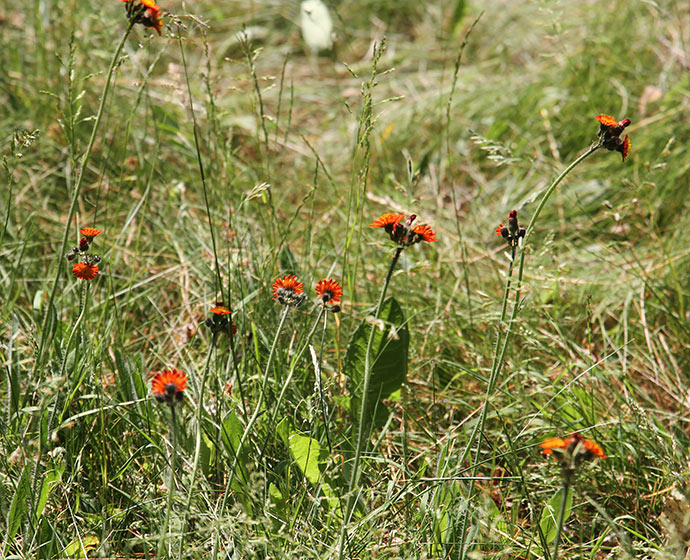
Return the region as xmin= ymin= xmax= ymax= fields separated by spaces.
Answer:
xmin=1 ymin=0 xmax=689 ymax=558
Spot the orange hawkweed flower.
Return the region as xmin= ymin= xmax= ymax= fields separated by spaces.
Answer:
xmin=595 ymin=114 xmax=618 ymax=128
xmin=580 ymin=438 xmax=607 ymax=460
xmin=315 ymin=278 xmax=343 ymax=305
xmin=539 ymin=437 xmax=574 ymax=455
xmin=272 ymin=275 xmax=306 ymax=307
xmin=121 ymin=0 xmax=163 ymax=35
xmin=595 ymin=114 xmax=632 ymax=162
xmin=151 ymin=369 xmax=187 ymax=406
xmin=369 ymin=213 xmax=404 ymax=229
xmin=412 ymin=224 xmax=436 ymax=243
xmin=370 ymin=212 xmax=436 ymax=247
xmin=79 ymin=227 xmax=101 ymax=241
xmin=72 ymin=262 xmax=99 ymax=281
xmin=540 ymin=432 xmax=606 ymax=462
xmin=210 ymin=306 xmax=231 ymax=315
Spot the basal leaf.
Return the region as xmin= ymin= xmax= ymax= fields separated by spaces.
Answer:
xmin=345 ymin=297 xmax=409 ymax=432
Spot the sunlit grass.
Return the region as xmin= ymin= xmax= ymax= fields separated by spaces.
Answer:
xmin=1 ymin=0 xmax=689 ymax=558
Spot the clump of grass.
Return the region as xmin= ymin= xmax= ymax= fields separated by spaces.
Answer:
xmin=1 ymin=1 xmax=689 ymax=558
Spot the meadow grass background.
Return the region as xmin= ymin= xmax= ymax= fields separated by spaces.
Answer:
xmin=1 ymin=0 xmax=690 ymax=558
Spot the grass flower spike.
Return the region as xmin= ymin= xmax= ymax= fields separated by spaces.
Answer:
xmin=151 ymin=369 xmax=188 ymax=406
xmin=121 ymin=0 xmax=163 ymax=35
xmin=273 ymin=274 xmax=306 ymax=307
xmin=596 ymin=114 xmax=632 ymax=161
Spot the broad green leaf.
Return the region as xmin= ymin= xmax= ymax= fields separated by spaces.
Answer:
xmin=63 ymin=534 xmax=100 ymax=558
xmin=221 ymin=411 xmax=249 ymax=494
xmin=7 ymin=466 xmax=30 ymax=540
xmin=276 ymin=419 xmax=341 ymax=513
xmin=345 ymin=297 xmax=409 ymax=432
xmin=287 ymin=430 xmax=323 ymax=485
xmin=35 ymin=469 xmax=60 ymax=523
xmin=540 ymin=485 xmax=573 ymax=544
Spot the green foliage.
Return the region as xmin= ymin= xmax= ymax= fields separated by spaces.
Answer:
xmin=0 ymin=0 xmax=688 ymax=557
xmin=345 ymin=296 xmax=409 ymax=432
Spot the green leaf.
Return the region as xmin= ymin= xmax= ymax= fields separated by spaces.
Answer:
xmin=287 ymin=430 xmax=324 ymax=485
xmin=540 ymin=485 xmax=573 ymax=544
xmin=451 ymin=0 xmax=467 ymax=33
xmin=63 ymin=534 xmax=100 ymax=558
xmin=7 ymin=466 xmax=30 ymax=540
xmin=346 ymin=297 xmax=409 ymax=432
xmin=35 ymin=469 xmax=60 ymax=523
xmin=221 ymin=411 xmax=249 ymax=493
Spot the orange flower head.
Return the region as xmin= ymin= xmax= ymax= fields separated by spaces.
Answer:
xmin=412 ymin=224 xmax=436 ymax=243
xmin=540 ymin=432 xmax=606 ymax=467
xmin=369 ymin=213 xmax=404 ymax=230
xmin=79 ymin=227 xmax=101 ymax=241
xmin=272 ymin=275 xmax=306 ymax=306
xmin=72 ymin=262 xmax=99 ymax=281
xmin=210 ymin=306 xmax=231 ymax=315
xmin=315 ymin=278 xmax=343 ymax=305
xmin=495 ymin=224 xmax=505 ymax=237
xmin=121 ymin=0 xmax=163 ymax=35
xmin=596 ymin=114 xmax=632 ymax=162
xmin=596 ymin=114 xmax=618 ymax=128
xmin=539 ymin=437 xmax=573 ymax=455
xmin=151 ymin=369 xmax=187 ymax=406
xmin=580 ymin=438 xmax=607 ymax=460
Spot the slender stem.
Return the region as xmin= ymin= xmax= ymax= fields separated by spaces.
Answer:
xmin=158 ymin=405 xmax=179 ymax=559
xmin=316 ymin=310 xmax=333 ymax=453
xmin=338 ymin=246 xmax=403 ymax=559
xmin=212 ymin=305 xmax=291 ymax=560
xmin=457 ymin=144 xmax=599 ymax=560
xmin=552 ymin=481 xmax=571 ymax=560
xmin=177 ymin=339 xmax=216 ymax=558
xmin=33 ymin=21 xmax=134 ymax=376
xmin=176 ymin=29 xmax=224 ymax=302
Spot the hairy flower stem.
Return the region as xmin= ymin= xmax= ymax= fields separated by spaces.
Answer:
xmin=316 ymin=310 xmax=333 ymax=453
xmin=212 ymin=305 xmax=291 ymax=560
xmin=33 ymin=21 xmax=134 ymax=377
xmin=338 ymin=246 xmax=403 ymax=560
xmin=458 ymin=144 xmax=599 ymax=559
xmin=158 ymin=405 xmax=179 ymax=559
xmin=552 ymin=481 xmax=571 ymax=560
xmin=177 ymin=339 xmax=216 ymax=558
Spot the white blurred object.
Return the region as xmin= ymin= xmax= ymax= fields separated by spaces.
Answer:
xmin=300 ymin=0 xmax=334 ymax=54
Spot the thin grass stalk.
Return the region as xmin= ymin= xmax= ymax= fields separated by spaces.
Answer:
xmin=176 ymin=28 xmax=224 ymax=302
xmin=338 ymin=246 xmax=403 ymax=559
xmin=177 ymin=339 xmax=216 ymax=558
xmin=457 ymin=144 xmax=600 ymax=560
xmin=158 ymin=404 xmax=179 ymax=559
xmin=33 ymin=20 xmax=134 ymax=376
xmin=212 ymin=305 xmax=291 ymax=560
